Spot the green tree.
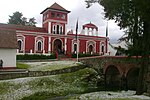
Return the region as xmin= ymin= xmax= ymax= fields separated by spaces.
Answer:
xmin=8 ymin=11 xmax=37 ymax=26
xmin=8 ymin=11 xmax=23 ymax=25
xmin=85 ymin=0 xmax=150 ymax=94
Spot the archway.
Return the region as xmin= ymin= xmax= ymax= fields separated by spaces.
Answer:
xmin=54 ymin=39 xmax=62 ymax=54
xmin=89 ymin=45 xmax=93 ymax=54
xmin=126 ymin=68 xmax=139 ymax=90
xmin=105 ymin=65 xmax=121 ymax=90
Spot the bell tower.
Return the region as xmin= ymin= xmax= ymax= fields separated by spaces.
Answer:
xmin=40 ymin=3 xmax=70 ymax=34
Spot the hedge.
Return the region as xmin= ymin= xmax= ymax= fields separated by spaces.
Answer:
xmin=17 ymin=54 xmax=56 ymax=60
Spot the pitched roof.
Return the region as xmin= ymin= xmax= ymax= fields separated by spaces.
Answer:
xmin=0 ymin=29 xmax=18 ymax=49
xmin=0 ymin=23 xmax=47 ymax=33
xmin=41 ymin=2 xmax=70 ymax=14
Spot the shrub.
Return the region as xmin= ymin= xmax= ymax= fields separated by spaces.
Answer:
xmin=17 ymin=54 xmax=56 ymax=60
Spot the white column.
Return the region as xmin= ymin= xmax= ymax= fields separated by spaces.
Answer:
xmin=30 ymin=49 xmax=33 ymax=54
xmin=87 ymin=28 xmax=89 ymax=35
xmin=65 ymin=38 xmax=67 ymax=54
xmin=48 ymin=22 xmax=51 ymax=34
xmin=65 ymin=24 xmax=67 ymax=35
xmin=96 ymin=30 xmax=98 ymax=36
xmin=48 ymin=36 xmax=51 ymax=53
xmin=92 ymin=29 xmax=94 ymax=36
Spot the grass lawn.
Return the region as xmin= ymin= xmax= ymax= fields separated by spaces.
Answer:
xmin=0 ymin=68 xmax=97 ymax=100
xmin=1 ymin=61 xmax=149 ymax=100
xmin=17 ymin=61 xmax=81 ymax=71
xmin=17 ymin=62 xmax=31 ymax=69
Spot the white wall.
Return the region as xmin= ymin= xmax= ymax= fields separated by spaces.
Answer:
xmin=0 ymin=49 xmax=16 ymax=68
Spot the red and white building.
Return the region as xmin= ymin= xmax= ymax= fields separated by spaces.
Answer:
xmin=0 ymin=3 xmax=108 ymax=56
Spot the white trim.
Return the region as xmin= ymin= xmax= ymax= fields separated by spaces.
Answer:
xmin=65 ymin=24 xmax=67 ymax=35
xmin=52 ymin=38 xmax=63 ymax=52
xmin=72 ymin=39 xmax=80 ymax=53
xmin=43 ymin=19 xmax=67 ymax=25
xmin=35 ymin=36 xmax=45 ymax=53
xmin=65 ymin=38 xmax=67 ymax=53
xmin=37 ymin=40 xmax=43 ymax=51
xmin=48 ymin=22 xmax=51 ymax=33
xmin=100 ymin=42 xmax=105 ymax=54
xmin=17 ymin=39 xmax=23 ymax=51
xmin=48 ymin=36 xmax=51 ymax=53
xmin=16 ymin=30 xmax=47 ymax=34
xmin=17 ymin=35 xmax=25 ymax=53
xmin=86 ymin=40 xmax=96 ymax=53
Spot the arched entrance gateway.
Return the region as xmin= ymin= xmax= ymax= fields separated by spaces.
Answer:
xmin=53 ymin=39 xmax=63 ymax=54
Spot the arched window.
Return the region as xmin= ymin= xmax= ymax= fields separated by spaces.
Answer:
xmin=60 ymin=26 xmax=63 ymax=34
xmin=74 ymin=44 xmax=77 ymax=53
xmin=18 ymin=40 xmax=22 ymax=51
xmin=53 ymin=25 xmax=56 ymax=34
xmin=57 ymin=25 xmax=59 ymax=34
xmin=101 ymin=43 xmax=105 ymax=55
xmin=101 ymin=45 xmax=104 ymax=53
xmin=37 ymin=41 xmax=42 ymax=51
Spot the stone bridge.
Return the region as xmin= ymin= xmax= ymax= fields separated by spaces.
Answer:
xmin=79 ymin=56 xmax=141 ymax=90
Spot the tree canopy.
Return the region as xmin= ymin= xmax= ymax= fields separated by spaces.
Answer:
xmin=85 ymin=0 xmax=150 ymax=95
xmin=8 ymin=11 xmax=37 ymax=26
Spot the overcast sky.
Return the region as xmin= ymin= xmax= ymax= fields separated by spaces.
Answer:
xmin=0 ymin=0 xmax=124 ymax=43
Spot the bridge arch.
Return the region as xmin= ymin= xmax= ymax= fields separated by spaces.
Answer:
xmin=126 ymin=67 xmax=139 ymax=90
xmin=105 ymin=65 xmax=121 ymax=89
xmin=104 ymin=64 xmax=123 ymax=75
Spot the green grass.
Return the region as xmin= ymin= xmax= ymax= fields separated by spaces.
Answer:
xmin=0 ymin=82 xmax=14 ymax=95
xmin=16 ymin=62 xmax=31 ymax=69
xmin=21 ymin=68 xmax=97 ymax=100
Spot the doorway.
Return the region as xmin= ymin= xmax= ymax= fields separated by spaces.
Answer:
xmin=54 ymin=39 xmax=62 ymax=54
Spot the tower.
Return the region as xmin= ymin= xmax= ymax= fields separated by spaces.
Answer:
xmin=40 ymin=3 xmax=70 ymax=34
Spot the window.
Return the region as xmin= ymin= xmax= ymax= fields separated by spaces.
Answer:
xmin=101 ymin=45 xmax=104 ymax=53
xmin=51 ymin=12 xmax=55 ymax=18
xmin=57 ymin=13 xmax=60 ymax=18
xmin=53 ymin=24 xmax=63 ymax=34
xmin=61 ymin=14 xmax=66 ymax=19
xmin=60 ymin=26 xmax=63 ymax=34
xmin=74 ymin=44 xmax=77 ymax=53
xmin=18 ymin=40 xmax=22 ymax=51
xmin=53 ymin=25 xmax=56 ymax=34
xmin=57 ymin=25 xmax=59 ymax=34
xmin=37 ymin=41 xmax=42 ymax=51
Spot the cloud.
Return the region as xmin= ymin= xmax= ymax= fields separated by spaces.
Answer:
xmin=0 ymin=0 xmax=124 ymax=43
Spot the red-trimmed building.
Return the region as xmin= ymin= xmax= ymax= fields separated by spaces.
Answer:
xmin=0 ymin=3 xmax=108 ymax=56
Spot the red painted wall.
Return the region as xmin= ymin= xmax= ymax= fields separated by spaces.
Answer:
xmin=96 ymin=41 xmax=100 ymax=53
xmin=79 ymin=39 xmax=86 ymax=53
xmin=44 ymin=36 xmax=48 ymax=53
xmin=24 ymin=35 xmax=35 ymax=53
xmin=67 ymin=38 xmax=72 ymax=53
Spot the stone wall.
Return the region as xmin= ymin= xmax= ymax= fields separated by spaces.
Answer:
xmin=0 ymin=65 xmax=86 ymax=80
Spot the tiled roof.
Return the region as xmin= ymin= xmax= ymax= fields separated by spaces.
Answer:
xmin=0 ymin=29 xmax=18 ymax=49
xmin=0 ymin=23 xmax=47 ymax=33
xmin=41 ymin=2 xmax=70 ymax=14
xmin=83 ymin=22 xmax=98 ymax=30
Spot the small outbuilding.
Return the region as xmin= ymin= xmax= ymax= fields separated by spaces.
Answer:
xmin=0 ymin=29 xmax=18 ymax=69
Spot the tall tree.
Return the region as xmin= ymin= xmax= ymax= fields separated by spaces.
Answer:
xmin=8 ymin=11 xmax=37 ymax=26
xmin=8 ymin=11 xmax=23 ymax=25
xmin=85 ymin=0 xmax=150 ymax=94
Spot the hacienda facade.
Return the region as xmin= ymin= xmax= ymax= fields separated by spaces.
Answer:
xmin=0 ymin=3 xmax=108 ymax=56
